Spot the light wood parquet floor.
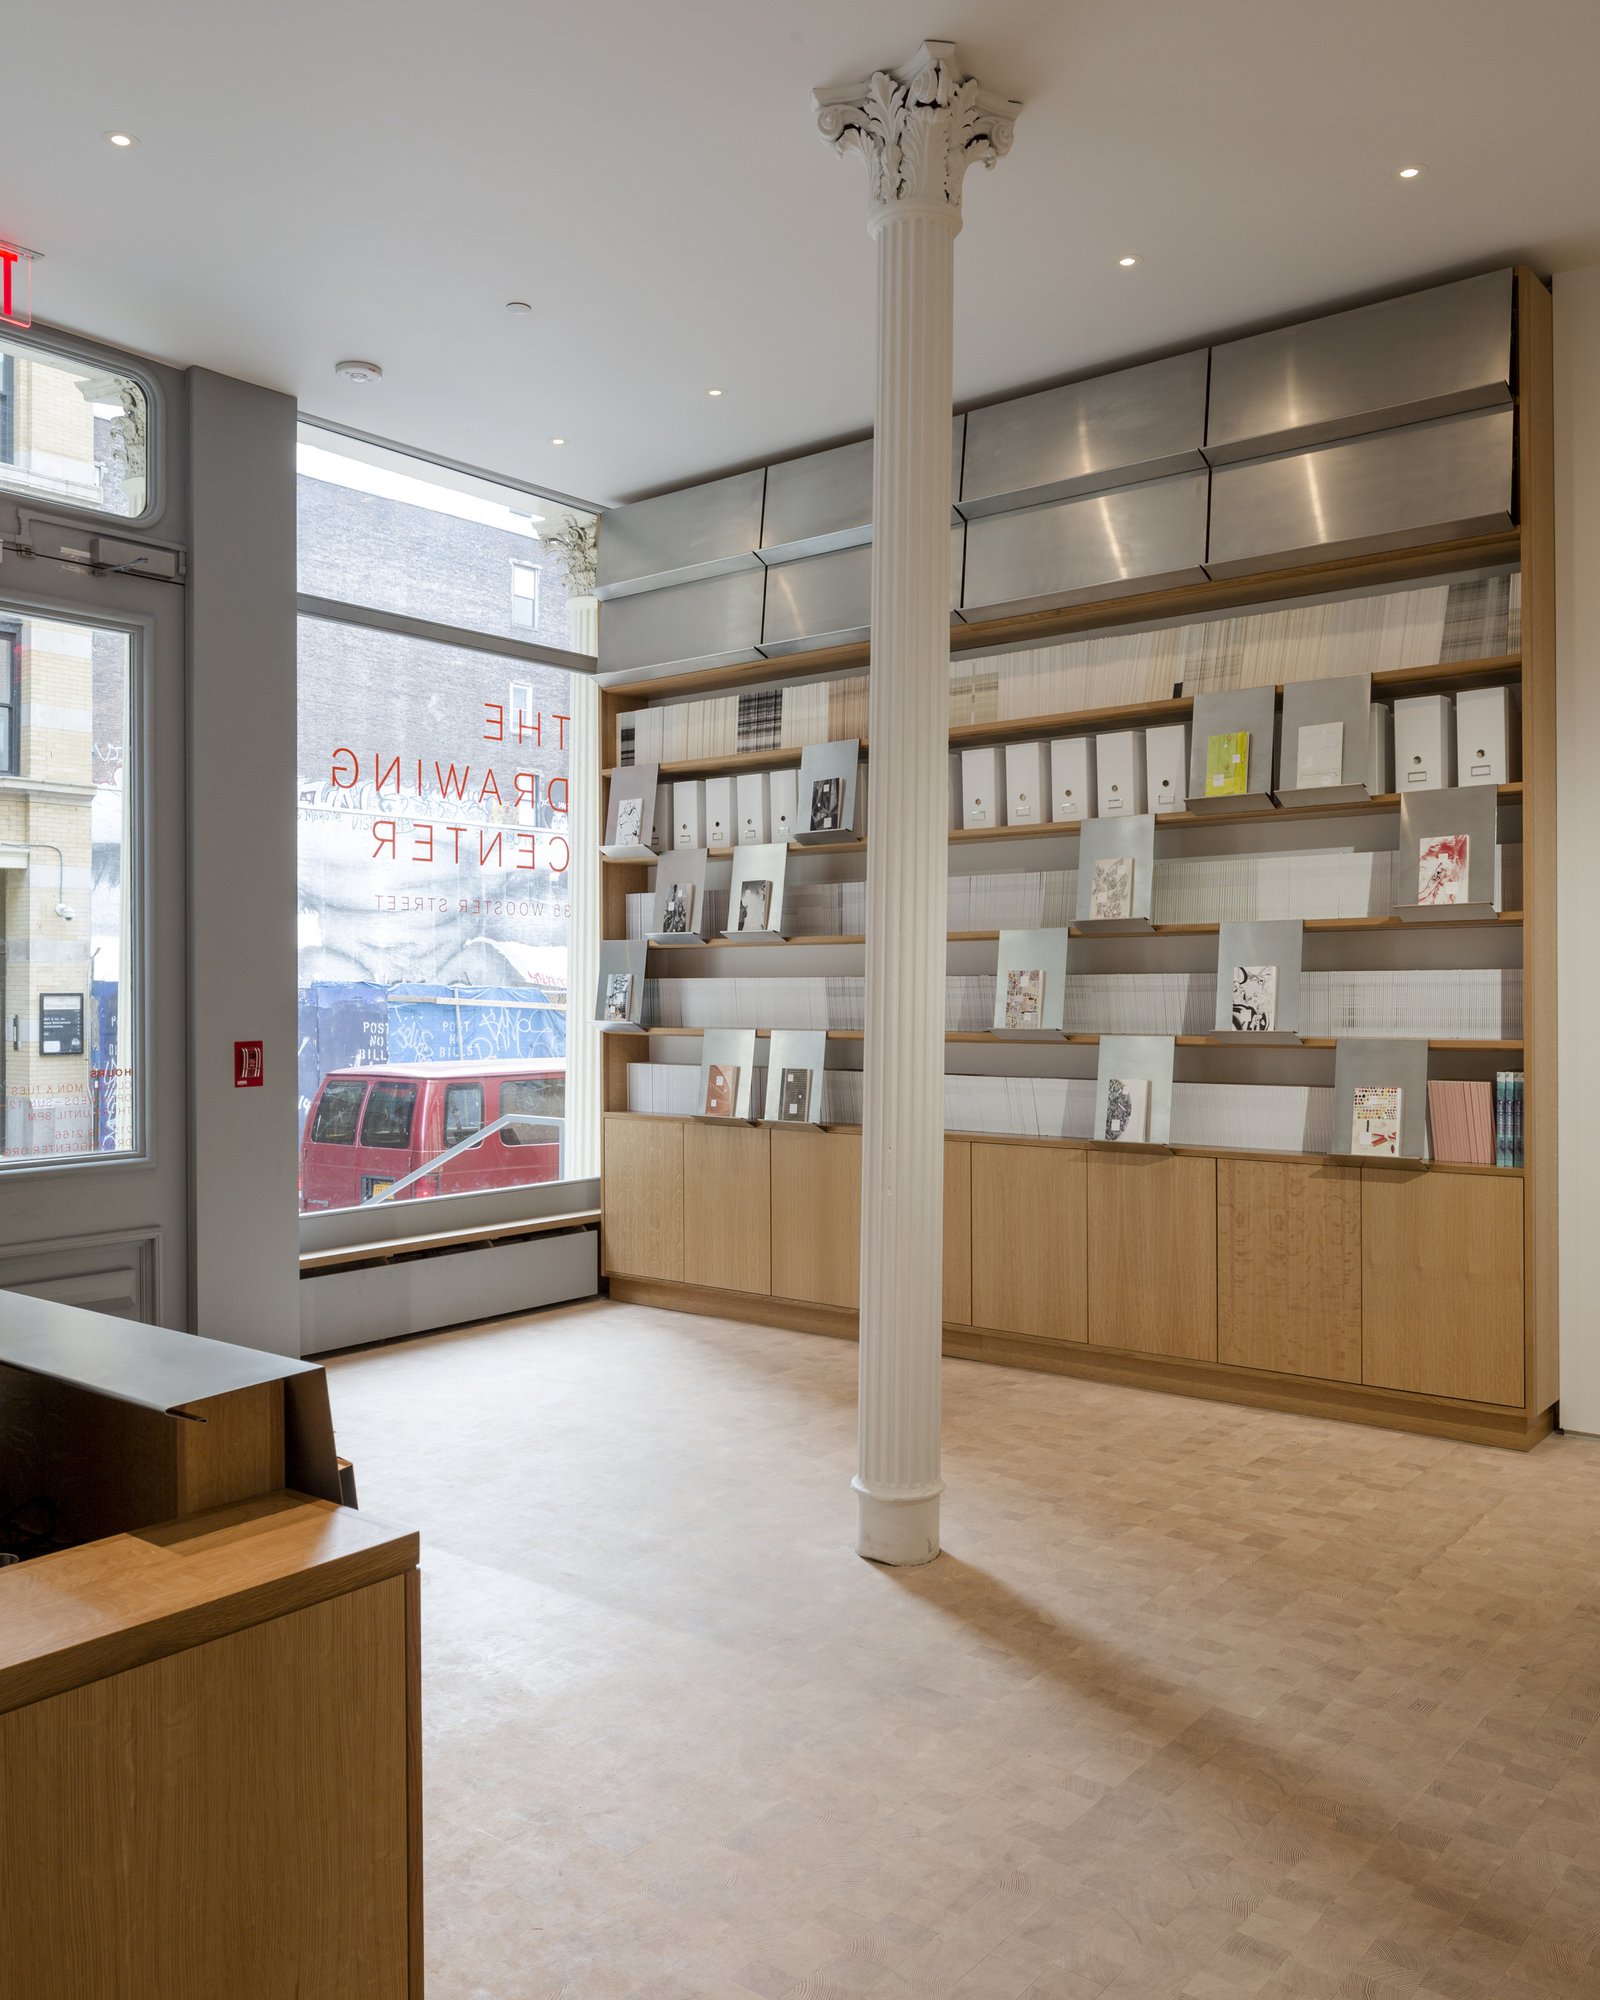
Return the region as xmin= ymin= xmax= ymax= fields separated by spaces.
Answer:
xmin=326 ymin=1300 xmax=1600 ymax=2000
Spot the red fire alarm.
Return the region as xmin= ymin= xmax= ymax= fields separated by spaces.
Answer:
xmin=234 ymin=1041 xmax=264 ymax=1087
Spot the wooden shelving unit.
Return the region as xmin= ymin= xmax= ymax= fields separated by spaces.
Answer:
xmin=593 ymin=267 xmax=1555 ymax=1450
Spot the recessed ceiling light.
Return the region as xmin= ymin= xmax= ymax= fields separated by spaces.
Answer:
xmin=1118 ymin=255 xmax=1139 ymax=267
xmin=334 ymin=359 xmax=383 ymax=384
xmin=550 ymin=437 xmax=567 ymax=446
xmin=505 ymin=300 xmax=532 ymax=315
xmin=707 ymin=387 xmax=724 ymax=397
xmin=1397 ymin=164 xmax=1425 ymax=179
xmin=103 ymin=130 xmax=139 ymax=148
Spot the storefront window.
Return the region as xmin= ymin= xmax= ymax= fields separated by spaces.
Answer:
xmin=1 ymin=613 xmax=135 ymax=1164
xmin=0 ymin=337 xmax=150 ymax=518
xmin=296 ymin=429 xmax=594 ymax=1216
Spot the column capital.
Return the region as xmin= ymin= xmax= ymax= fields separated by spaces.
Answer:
xmin=814 ymin=39 xmax=1019 ymax=233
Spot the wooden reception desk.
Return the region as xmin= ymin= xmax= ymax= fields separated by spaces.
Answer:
xmin=0 ymin=1295 xmax=422 ymax=1999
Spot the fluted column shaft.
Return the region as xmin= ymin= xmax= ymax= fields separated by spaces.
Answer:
xmin=854 ymin=205 xmax=958 ymax=1565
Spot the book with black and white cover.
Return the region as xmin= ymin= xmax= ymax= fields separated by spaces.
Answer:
xmin=736 ymin=879 xmax=772 ymax=933
xmin=1351 ymin=1084 xmax=1401 ymax=1156
xmin=1230 ymin=964 xmax=1277 ymax=1033
xmin=703 ymin=1063 xmax=739 ymax=1118
xmin=1089 ymin=856 xmax=1134 ymax=921
xmin=1103 ymin=1076 xmax=1150 ymax=1143
xmin=808 ymin=776 xmax=845 ymax=833
xmin=614 ymin=794 xmax=645 ymax=847
xmin=661 ymin=879 xmax=692 ymax=935
xmin=777 ymin=1067 xmax=812 ymax=1123
xmin=603 ymin=972 xmax=633 ymax=1023
xmin=1295 ymin=720 xmax=1344 ymax=790
xmin=1417 ymin=833 xmax=1469 ymax=906
xmin=1003 ymin=969 xmax=1044 ymax=1031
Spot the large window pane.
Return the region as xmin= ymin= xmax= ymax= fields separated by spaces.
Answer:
xmin=0 ymin=337 xmax=149 ymax=518
xmin=1 ymin=612 xmax=136 ymax=1164
xmin=296 ymin=426 xmax=596 ymax=650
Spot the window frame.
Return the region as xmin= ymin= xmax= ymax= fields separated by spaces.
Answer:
xmin=442 ymin=1081 xmax=484 ymax=1150
xmin=0 ymin=324 xmax=163 ymax=528
xmin=0 ymin=620 xmax=19 ymax=777
xmin=0 ymin=352 xmax=14 ymax=466
xmin=358 ymin=1080 xmax=418 ymax=1151
xmin=309 ymin=1077 xmax=368 ymax=1146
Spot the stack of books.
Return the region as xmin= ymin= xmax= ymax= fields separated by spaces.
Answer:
xmin=1426 ymin=1080 xmax=1496 ymax=1164
xmin=1495 ymin=1070 xmax=1525 ymax=1166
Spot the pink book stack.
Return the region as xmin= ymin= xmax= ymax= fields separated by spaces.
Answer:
xmin=1426 ymin=1079 xmax=1495 ymax=1165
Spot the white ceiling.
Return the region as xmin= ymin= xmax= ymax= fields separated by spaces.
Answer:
xmin=7 ymin=0 xmax=1600 ymax=508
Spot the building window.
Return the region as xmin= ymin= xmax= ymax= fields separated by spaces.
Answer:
xmin=0 ymin=354 xmax=14 ymax=466
xmin=0 ymin=336 xmax=150 ymax=517
xmin=0 ymin=625 xmax=18 ymax=777
xmin=510 ymin=560 xmax=540 ymax=630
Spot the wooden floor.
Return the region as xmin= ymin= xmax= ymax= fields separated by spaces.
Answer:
xmin=326 ymin=1299 xmax=1600 ymax=2000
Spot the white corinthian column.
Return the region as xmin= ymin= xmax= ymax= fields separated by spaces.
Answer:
xmin=816 ymin=44 xmax=1017 ymax=1565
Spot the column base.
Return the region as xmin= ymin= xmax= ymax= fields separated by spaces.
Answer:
xmin=853 ymin=1477 xmax=942 ymax=1566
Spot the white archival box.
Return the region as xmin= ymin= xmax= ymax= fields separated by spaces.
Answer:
xmin=736 ymin=770 xmax=770 ymax=844
xmin=1004 ymin=741 xmax=1049 ymax=827
xmin=1454 ymin=684 xmax=1520 ymax=786
xmin=793 ymin=740 xmax=861 ymax=845
xmin=696 ymin=1028 xmax=759 ymax=1123
xmin=769 ymin=767 xmax=800 ymax=843
xmin=960 ymin=746 xmax=1004 ymax=830
xmin=1049 ymin=737 xmax=1096 ymax=823
xmin=703 ymin=776 xmax=734 ymax=849
xmin=595 ymin=939 xmax=649 ymax=1032
xmin=648 ymin=847 xmax=711 ymax=943
xmin=672 ymin=778 xmax=704 ymax=849
xmin=1394 ymin=693 xmax=1457 ymax=792
xmin=763 ymin=1029 xmax=829 ymax=1126
xmin=992 ymin=928 xmax=1071 ymax=1038
xmin=1095 ymin=729 xmax=1147 ymax=817
xmin=602 ymin=760 xmax=662 ymax=861
xmin=1093 ymin=1035 xmax=1176 ymax=1148
xmin=721 ymin=841 xmax=789 ymax=941
xmin=1144 ymin=722 xmax=1190 ymax=812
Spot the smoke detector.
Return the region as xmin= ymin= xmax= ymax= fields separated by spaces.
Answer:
xmin=334 ymin=359 xmax=383 ymax=384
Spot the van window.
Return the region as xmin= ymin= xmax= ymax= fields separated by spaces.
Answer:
xmin=360 ymin=1082 xmax=417 ymax=1149
xmin=501 ymin=1076 xmax=563 ymax=1144
xmin=443 ymin=1083 xmax=483 ymax=1149
xmin=311 ymin=1079 xmax=368 ymax=1145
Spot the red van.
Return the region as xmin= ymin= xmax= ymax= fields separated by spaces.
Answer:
xmin=299 ymin=1059 xmax=566 ymax=1211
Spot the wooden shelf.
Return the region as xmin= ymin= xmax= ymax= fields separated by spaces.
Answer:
xmin=632 ymin=912 xmax=1524 ymax=950
xmin=613 ymin=1025 xmax=1521 ymax=1052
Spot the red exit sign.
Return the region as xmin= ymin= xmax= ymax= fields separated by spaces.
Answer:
xmin=1 ymin=242 xmax=33 ymax=328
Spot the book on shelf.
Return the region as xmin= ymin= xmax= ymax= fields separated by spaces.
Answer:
xmin=1427 ymin=1079 xmax=1495 ymax=1165
xmin=1495 ymin=1071 xmax=1525 ymax=1167
xmin=1089 ymin=856 xmax=1134 ymax=921
xmin=1103 ymin=1076 xmax=1150 ymax=1144
xmin=1003 ymin=968 xmax=1045 ymax=1031
xmin=735 ymin=879 xmax=772 ymax=932
xmin=603 ymin=972 xmax=634 ymax=1023
xmin=1230 ymin=964 xmax=1277 ymax=1034
xmin=1205 ymin=730 xmax=1250 ymax=797
xmin=808 ymin=775 xmax=845 ymax=833
xmin=1417 ymin=833 xmax=1470 ymax=906
xmin=703 ymin=1063 xmax=740 ymax=1118
xmin=1295 ymin=720 xmax=1345 ymax=790
xmin=1350 ymin=1084 xmax=1401 ymax=1157
xmin=661 ymin=880 xmax=693 ymax=935
xmin=614 ymin=794 xmax=645 ymax=847
xmin=777 ymin=1067 xmax=812 ymax=1123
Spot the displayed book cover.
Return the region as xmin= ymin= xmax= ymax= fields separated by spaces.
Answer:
xmin=661 ymin=879 xmax=693 ymax=935
xmin=1205 ymin=730 xmax=1250 ymax=796
xmin=613 ymin=794 xmax=645 ymax=847
xmin=1295 ymin=720 xmax=1344 ymax=790
xmin=1003 ymin=968 xmax=1044 ymax=1031
xmin=735 ymin=878 xmax=772 ymax=932
xmin=1089 ymin=855 xmax=1134 ymax=921
xmin=808 ymin=776 xmax=845 ymax=833
xmin=603 ymin=971 xmax=634 ymax=1022
xmin=703 ymin=1063 xmax=739 ymax=1118
xmin=1230 ymin=963 xmax=1277 ymax=1033
xmin=777 ymin=1066 xmax=812 ymax=1123
xmin=1103 ymin=1075 xmax=1150 ymax=1144
xmin=1417 ymin=833 xmax=1469 ymax=906
xmin=1351 ymin=1083 xmax=1401 ymax=1156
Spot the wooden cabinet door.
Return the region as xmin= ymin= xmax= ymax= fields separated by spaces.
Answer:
xmin=1362 ymin=1171 xmax=1524 ymax=1405
xmin=970 ymin=1142 xmax=1087 ymax=1342
xmin=1218 ymin=1160 xmax=1361 ymax=1381
xmin=682 ymin=1122 xmax=771 ymax=1296
xmin=1087 ymin=1152 xmax=1217 ymax=1360
xmin=771 ymin=1128 xmax=860 ymax=1308
xmin=602 ymin=1116 xmax=683 ymax=1281
xmin=943 ymin=1140 xmax=973 ymax=1327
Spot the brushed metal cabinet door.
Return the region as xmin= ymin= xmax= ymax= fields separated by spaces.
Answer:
xmin=962 ymin=470 xmax=1209 ymax=617
xmin=759 ymin=424 xmax=967 ymax=563
xmin=761 ymin=527 xmax=966 ymax=653
xmin=596 ymin=468 xmax=766 ymax=598
xmin=597 ymin=569 xmax=766 ymax=679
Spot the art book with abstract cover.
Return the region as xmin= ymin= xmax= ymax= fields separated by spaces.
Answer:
xmin=1205 ymin=730 xmax=1250 ymax=797
xmin=603 ymin=971 xmax=633 ymax=1022
xmin=1295 ymin=720 xmax=1344 ymax=789
xmin=1089 ymin=855 xmax=1134 ymax=920
xmin=777 ymin=1067 xmax=812 ymax=1123
xmin=1103 ymin=1075 xmax=1150 ymax=1143
xmin=703 ymin=1063 xmax=739 ymax=1117
xmin=1004 ymin=968 xmax=1044 ymax=1030
xmin=614 ymin=794 xmax=645 ymax=847
xmin=661 ymin=879 xmax=693 ymax=934
xmin=1417 ymin=833 xmax=1469 ymax=906
xmin=1351 ymin=1084 xmax=1401 ymax=1155
xmin=735 ymin=879 xmax=772 ymax=932
xmin=808 ymin=776 xmax=845 ymax=832
xmin=1230 ymin=963 xmax=1277 ymax=1033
